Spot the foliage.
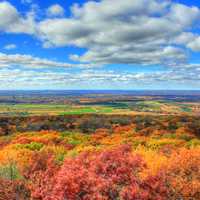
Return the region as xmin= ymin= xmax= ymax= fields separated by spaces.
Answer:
xmin=0 ymin=162 xmax=22 ymax=181
xmin=165 ymin=148 xmax=200 ymax=199
xmin=43 ymin=145 xmax=169 ymax=200
xmin=0 ymin=179 xmax=30 ymax=200
xmin=186 ymin=139 xmax=200 ymax=148
xmin=0 ymin=115 xmax=200 ymax=199
xmin=16 ymin=142 xmax=44 ymax=151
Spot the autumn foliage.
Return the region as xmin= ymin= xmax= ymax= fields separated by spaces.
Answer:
xmin=0 ymin=115 xmax=200 ymax=199
xmin=48 ymin=145 xmax=168 ymax=200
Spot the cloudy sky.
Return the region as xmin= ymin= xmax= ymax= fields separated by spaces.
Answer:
xmin=0 ymin=0 xmax=200 ymax=90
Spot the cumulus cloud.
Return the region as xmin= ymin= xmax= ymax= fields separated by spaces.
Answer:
xmin=0 ymin=1 xmax=36 ymax=34
xmin=1 ymin=0 xmax=200 ymax=89
xmin=173 ymin=32 xmax=200 ymax=52
xmin=37 ymin=0 xmax=200 ymax=65
xmin=187 ymin=38 xmax=200 ymax=52
xmin=0 ymin=1 xmax=19 ymax=30
xmin=46 ymin=4 xmax=65 ymax=17
xmin=0 ymin=0 xmax=200 ymax=66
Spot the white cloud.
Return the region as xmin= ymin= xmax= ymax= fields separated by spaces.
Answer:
xmin=0 ymin=52 xmax=94 ymax=68
xmin=3 ymin=44 xmax=17 ymax=50
xmin=0 ymin=1 xmax=36 ymax=34
xmin=173 ymin=32 xmax=200 ymax=52
xmin=187 ymin=37 xmax=200 ymax=52
xmin=0 ymin=0 xmax=200 ymax=72
xmin=0 ymin=1 xmax=19 ymax=30
xmin=46 ymin=4 xmax=65 ymax=17
xmin=1 ymin=65 xmax=200 ymax=89
xmin=167 ymin=3 xmax=200 ymax=27
xmin=37 ymin=0 xmax=200 ymax=65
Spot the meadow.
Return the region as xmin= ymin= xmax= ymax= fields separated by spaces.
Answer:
xmin=0 ymin=104 xmax=115 ymax=116
xmin=0 ymin=99 xmax=197 ymax=117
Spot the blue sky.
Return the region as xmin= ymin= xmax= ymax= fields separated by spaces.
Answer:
xmin=0 ymin=0 xmax=200 ymax=90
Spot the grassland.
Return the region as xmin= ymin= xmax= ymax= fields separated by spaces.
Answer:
xmin=0 ymin=99 xmax=198 ymax=117
xmin=0 ymin=104 xmax=116 ymax=116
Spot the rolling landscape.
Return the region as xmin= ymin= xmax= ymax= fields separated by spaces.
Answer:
xmin=1 ymin=0 xmax=200 ymax=199
xmin=0 ymin=90 xmax=200 ymax=117
xmin=0 ymin=91 xmax=200 ymax=199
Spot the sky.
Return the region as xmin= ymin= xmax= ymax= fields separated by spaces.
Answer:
xmin=0 ymin=0 xmax=200 ymax=90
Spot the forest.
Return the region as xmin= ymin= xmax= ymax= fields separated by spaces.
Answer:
xmin=0 ymin=112 xmax=200 ymax=199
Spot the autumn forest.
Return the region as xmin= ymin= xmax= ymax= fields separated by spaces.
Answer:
xmin=0 ymin=92 xmax=200 ymax=200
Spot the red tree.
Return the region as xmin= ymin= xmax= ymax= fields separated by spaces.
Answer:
xmin=36 ymin=145 xmax=169 ymax=200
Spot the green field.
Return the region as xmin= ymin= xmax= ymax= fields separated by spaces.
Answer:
xmin=60 ymin=107 xmax=114 ymax=115
xmin=0 ymin=104 xmax=115 ymax=116
xmin=0 ymin=100 xmax=196 ymax=117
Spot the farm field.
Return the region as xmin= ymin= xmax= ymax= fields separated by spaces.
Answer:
xmin=0 ymin=99 xmax=199 ymax=117
xmin=0 ymin=104 xmax=115 ymax=116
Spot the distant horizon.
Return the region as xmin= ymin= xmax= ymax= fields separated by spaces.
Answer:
xmin=0 ymin=89 xmax=200 ymax=96
xmin=0 ymin=89 xmax=200 ymax=92
xmin=0 ymin=89 xmax=200 ymax=91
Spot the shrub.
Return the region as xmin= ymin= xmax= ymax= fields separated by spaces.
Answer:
xmin=178 ymin=134 xmax=193 ymax=141
xmin=0 ymin=162 xmax=22 ymax=181
xmin=79 ymin=118 xmax=111 ymax=133
xmin=110 ymin=117 xmax=132 ymax=126
xmin=42 ymin=145 xmax=169 ymax=200
xmin=162 ymin=134 xmax=177 ymax=139
xmin=132 ymin=139 xmax=146 ymax=148
xmin=146 ymin=139 xmax=181 ymax=150
xmin=186 ymin=139 xmax=200 ymax=148
xmin=165 ymin=148 xmax=200 ymax=199
xmin=168 ymin=122 xmax=178 ymax=131
xmin=17 ymin=142 xmax=44 ymax=151
xmin=0 ymin=179 xmax=30 ymax=200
